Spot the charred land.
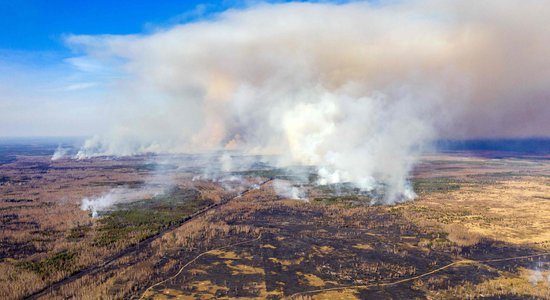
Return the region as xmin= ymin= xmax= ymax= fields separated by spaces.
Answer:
xmin=0 ymin=144 xmax=549 ymax=299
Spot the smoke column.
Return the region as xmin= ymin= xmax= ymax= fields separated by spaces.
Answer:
xmin=68 ymin=0 xmax=550 ymax=203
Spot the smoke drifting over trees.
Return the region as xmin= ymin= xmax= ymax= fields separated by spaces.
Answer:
xmin=67 ymin=0 xmax=550 ymax=202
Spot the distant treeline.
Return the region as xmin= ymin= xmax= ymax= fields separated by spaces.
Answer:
xmin=435 ymin=138 xmax=550 ymax=155
xmin=0 ymin=137 xmax=84 ymax=164
xmin=0 ymin=136 xmax=85 ymax=146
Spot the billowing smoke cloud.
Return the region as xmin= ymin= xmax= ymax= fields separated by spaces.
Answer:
xmin=81 ymin=185 xmax=166 ymax=218
xmin=67 ymin=0 xmax=550 ymax=202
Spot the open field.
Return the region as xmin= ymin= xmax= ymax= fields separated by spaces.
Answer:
xmin=1 ymin=145 xmax=549 ymax=299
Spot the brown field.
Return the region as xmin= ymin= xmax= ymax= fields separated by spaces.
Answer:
xmin=1 ymin=149 xmax=549 ymax=299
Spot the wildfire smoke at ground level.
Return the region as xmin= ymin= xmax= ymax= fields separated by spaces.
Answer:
xmin=68 ymin=0 xmax=550 ymax=203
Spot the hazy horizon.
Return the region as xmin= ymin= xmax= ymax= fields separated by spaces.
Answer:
xmin=2 ymin=0 xmax=550 ymax=201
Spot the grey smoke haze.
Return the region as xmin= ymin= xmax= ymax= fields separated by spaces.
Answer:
xmin=66 ymin=0 xmax=550 ymax=202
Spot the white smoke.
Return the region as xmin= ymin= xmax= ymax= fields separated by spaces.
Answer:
xmin=219 ymin=152 xmax=233 ymax=172
xmin=51 ymin=146 xmax=69 ymax=161
xmin=81 ymin=191 xmax=119 ymax=218
xmin=66 ymin=0 xmax=550 ymax=203
xmin=528 ymin=268 xmax=544 ymax=285
xmin=80 ymin=185 xmax=165 ymax=218
xmin=273 ymin=179 xmax=307 ymax=201
xmin=280 ymin=91 xmax=431 ymax=201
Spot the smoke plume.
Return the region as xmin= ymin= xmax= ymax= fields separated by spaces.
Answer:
xmin=81 ymin=186 xmax=165 ymax=218
xmin=51 ymin=146 xmax=70 ymax=161
xmin=67 ymin=0 xmax=550 ymax=203
xmin=273 ymin=179 xmax=307 ymax=201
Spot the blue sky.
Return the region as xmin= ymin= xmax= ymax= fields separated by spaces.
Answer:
xmin=0 ymin=0 xmax=341 ymax=53
xmin=0 ymin=0 xmax=320 ymax=137
xmin=0 ymin=0 xmax=244 ymax=52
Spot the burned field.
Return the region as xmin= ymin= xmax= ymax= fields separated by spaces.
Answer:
xmin=1 ymin=144 xmax=550 ymax=299
xmin=148 ymin=198 xmax=449 ymax=299
xmin=142 ymin=184 xmax=550 ymax=299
